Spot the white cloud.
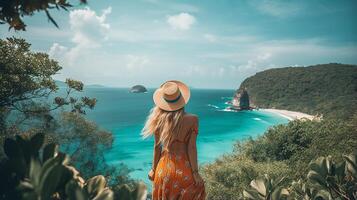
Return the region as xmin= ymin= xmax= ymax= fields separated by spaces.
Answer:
xmin=69 ymin=7 xmax=111 ymax=47
xmin=167 ymin=13 xmax=196 ymax=31
xmin=47 ymin=6 xmax=163 ymax=87
xmin=49 ymin=7 xmax=112 ymax=64
xmin=49 ymin=43 xmax=68 ymax=58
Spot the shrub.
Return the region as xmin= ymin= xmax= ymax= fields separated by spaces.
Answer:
xmin=235 ymin=119 xmax=357 ymax=178
xmin=0 ymin=132 xmax=147 ymax=200
xmin=243 ymin=154 xmax=357 ymax=200
xmin=202 ymin=155 xmax=291 ymax=200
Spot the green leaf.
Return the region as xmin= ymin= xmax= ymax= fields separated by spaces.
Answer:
xmin=39 ymin=164 xmax=65 ymax=199
xmin=93 ymin=188 xmax=114 ymax=200
xmin=131 ymin=182 xmax=147 ymax=200
xmin=85 ymin=175 xmax=106 ymax=198
xmin=29 ymin=159 xmax=42 ymax=187
xmin=40 ymin=153 xmax=67 ymax=182
xmin=307 ymin=171 xmax=327 ymax=188
xmin=243 ymin=188 xmax=263 ymax=200
xmin=271 ymin=186 xmax=288 ymax=200
xmin=43 ymin=143 xmax=58 ymax=162
xmin=45 ymin=9 xmax=59 ymax=28
xmin=343 ymin=154 xmax=357 ymax=179
xmin=250 ymin=178 xmax=267 ymax=197
xmin=316 ymin=157 xmax=328 ymax=176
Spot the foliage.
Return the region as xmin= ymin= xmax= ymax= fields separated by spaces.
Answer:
xmin=0 ymin=132 xmax=147 ymax=200
xmin=235 ymin=119 xmax=357 ymax=178
xmin=238 ymin=63 xmax=357 ymax=120
xmin=305 ymin=155 xmax=356 ymax=199
xmin=0 ymin=37 xmax=60 ymax=109
xmin=202 ymin=155 xmax=291 ymax=200
xmin=243 ymin=174 xmax=288 ymax=200
xmin=0 ymin=0 xmax=87 ymax=31
xmin=0 ymin=37 xmax=97 ymax=132
xmin=243 ymin=154 xmax=357 ymax=200
xmin=50 ymin=112 xmax=114 ymax=178
xmin=0 ymin=37 xmax=97 ymax=121
xmin=203 ymin=117 xmax=357 ymax=199
xmin=0 ymin=37 xmax=139 ymax=199
xmin=0 ymin=37 xmax=114 ymax=178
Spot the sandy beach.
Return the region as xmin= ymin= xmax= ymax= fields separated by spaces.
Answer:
xmin=261 ymin=108 xmax=316 ymax=121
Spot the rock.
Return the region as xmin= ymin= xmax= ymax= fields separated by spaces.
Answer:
xmin=230 ymin=88 xmax=252 ymax=110
xmin=239 ymin=89 xmax=250 ymax=109
xmin=130 ymin=85 xmax=147 ymax=93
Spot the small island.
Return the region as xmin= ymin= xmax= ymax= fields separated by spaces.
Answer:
xmin=130 ymin=85 xmax=147 ymax=93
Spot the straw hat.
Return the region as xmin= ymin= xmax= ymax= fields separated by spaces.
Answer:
xmin=153 ymin=80 xmax=190 ymax=111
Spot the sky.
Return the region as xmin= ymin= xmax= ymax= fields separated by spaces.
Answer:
xmin=1 ymin=0 xmax=357 ymax=89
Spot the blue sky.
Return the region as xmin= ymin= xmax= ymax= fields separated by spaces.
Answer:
xmin=1 ymin=0 xmax=357 ymax=89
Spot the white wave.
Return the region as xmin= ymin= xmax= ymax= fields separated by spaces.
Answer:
xmin=207 ymin=104 xmax=220 ymax=109
xmin=252 ymin=117 xmax=271 ymax=125
xmin=218 ymin=108 xmax=237 ymax=112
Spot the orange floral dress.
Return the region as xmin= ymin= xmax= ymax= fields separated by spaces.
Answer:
xmin=152 ymin=127 xmax=206 ymax=200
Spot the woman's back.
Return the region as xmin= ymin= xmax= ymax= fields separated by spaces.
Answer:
xmin=160 ymin=114 xmax=198 ymax=154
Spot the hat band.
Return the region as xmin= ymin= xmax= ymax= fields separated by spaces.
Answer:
xmin=163 ymin=93 xmax=182 ymax=103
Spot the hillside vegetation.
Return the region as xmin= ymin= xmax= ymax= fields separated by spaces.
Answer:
xmin=203 ymin=64 xmax=357 ymax=199
xmin=238 ymin=63 xmax=357 ymax=119
xmin=202 ymin=117 xmax=357 ymax=199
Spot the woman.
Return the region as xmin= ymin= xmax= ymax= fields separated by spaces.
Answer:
xmin=142 ymin=80 xmax=206 ymax=200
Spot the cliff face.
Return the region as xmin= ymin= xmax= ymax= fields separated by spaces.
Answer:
xmin=234 ymin=63 xmax=357 ymax=119
xmin=232 ymin=88 xmax=251 ymax=110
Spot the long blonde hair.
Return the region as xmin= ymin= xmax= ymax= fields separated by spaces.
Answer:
xmin=141 ymin=106 xmax=185 ymax=145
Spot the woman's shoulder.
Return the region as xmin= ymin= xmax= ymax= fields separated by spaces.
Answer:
xmin=183 ymin=113 xmax=199 ymax=123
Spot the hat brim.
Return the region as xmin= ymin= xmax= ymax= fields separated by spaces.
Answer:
xmin=153 ymin=80 xmax=190 ymax=112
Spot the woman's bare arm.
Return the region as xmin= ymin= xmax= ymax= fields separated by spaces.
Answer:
xmin=152 ymin=133 xmax=162 ymax=170
xmin=187 ymin=117 xmax=204 ymax=185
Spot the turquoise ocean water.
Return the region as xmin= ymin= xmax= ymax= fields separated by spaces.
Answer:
xmin=83 ymin=88 xmax=288 ymax=187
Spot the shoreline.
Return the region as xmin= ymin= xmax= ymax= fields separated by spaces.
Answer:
xmin=259 ymin=108 xmax=316 ymax=121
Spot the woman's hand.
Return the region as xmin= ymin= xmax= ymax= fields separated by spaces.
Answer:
xmin=148 ymin=169 xmax=155 ymax=181
xmin=193 ymin=172 xmax=204 ymax=186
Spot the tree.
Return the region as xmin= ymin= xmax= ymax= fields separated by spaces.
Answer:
xmin=0 ymin=37 xmax=113 ymax=178
xmin=0 ymin=0 xmax=87 ymax=31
